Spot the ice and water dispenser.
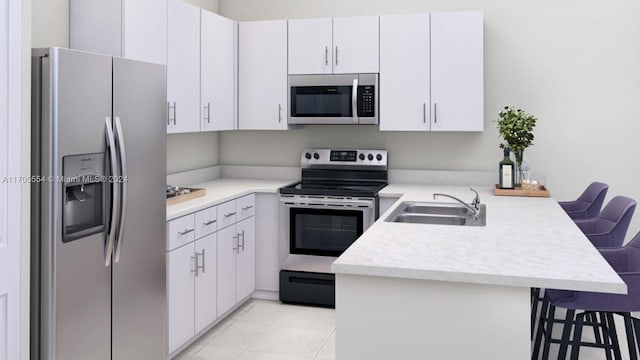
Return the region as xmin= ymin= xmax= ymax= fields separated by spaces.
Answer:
xmin=62 ymin=153 xmax=106 ymax=242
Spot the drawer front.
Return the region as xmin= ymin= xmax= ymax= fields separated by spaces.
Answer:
xmin=167 ymin=214 xmax=196 ymax=251
xmin=195 ymin=205 xmax=218 ymax=239
xmin=217 ymin=200 xmax=237 ymax=229
xmin=236 ymin=193 xmax=255 ymax=221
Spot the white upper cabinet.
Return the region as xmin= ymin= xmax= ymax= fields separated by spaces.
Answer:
xmin=379 ymin=11 xmax=483 ymax=132
xmin=288 ymin=16 xmax=379 ymax=75
xmin=332 ymin=16 xmax=379 ymax=74
xmin=70 ymin=0 xmax=167 ymax=65
xmin=288 ymin=18 xmax=333 ymax=75
xmin=201 ymin=10 xmax=237 ymax=131
xmin=238 ymin=20 xmax=288 ymax=130
xmin=430 ymin=12 xmax=484 ymax=132
xmin=167 ymin=0 xmax=201 ymax=133
xmin=379 ymin=13 xmax=430 ymax=131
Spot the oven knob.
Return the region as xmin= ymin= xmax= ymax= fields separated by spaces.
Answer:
xmin=367 ymin=154 xmax=374 ymax=161
xmin=359 ymin=153 xmax=365 ymax=161
xmin=376 ymin=154 xmax=383 ymax=161
xmin=313 ymin=153 xmax=320 ymax=160
xmin=305 ymin=152 xmax=312 ymax=160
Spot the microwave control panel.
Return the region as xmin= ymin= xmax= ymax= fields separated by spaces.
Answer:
xmin=357 ymin=85 xmax=375 ymax=117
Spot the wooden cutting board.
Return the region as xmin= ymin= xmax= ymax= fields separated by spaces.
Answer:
xmin=166 ymin=188 xmax=206 ymax=205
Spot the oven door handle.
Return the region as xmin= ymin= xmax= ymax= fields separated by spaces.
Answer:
xmin=280 ymin=199 xmax=375 ymax=209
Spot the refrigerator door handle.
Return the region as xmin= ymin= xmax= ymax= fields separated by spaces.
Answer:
xmin=114 ymin=116 xmax=128 ymax=263
xmin=105 ymin=116 xmax=120 ymax=267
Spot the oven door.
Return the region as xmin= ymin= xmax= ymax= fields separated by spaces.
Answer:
xmin=281 ymin=196 xmax=375 ymax=257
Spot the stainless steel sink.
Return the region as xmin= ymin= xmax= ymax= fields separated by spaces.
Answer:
xmin=385 ymin=201 xmax=486 ymax=226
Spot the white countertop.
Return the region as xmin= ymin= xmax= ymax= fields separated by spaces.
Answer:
xmin=332 ymin=184 xmax=627 ymax=294
xmin=166 ymin=178 xmax=294 ymax=220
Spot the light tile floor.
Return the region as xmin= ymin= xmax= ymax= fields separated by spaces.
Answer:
xmin=175 ymin=300 xmax=335 ymax=360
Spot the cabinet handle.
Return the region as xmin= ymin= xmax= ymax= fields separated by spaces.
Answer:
xmin=335 ymin=46 xmax=339 ymax=66
xmin=325 ymin=46 xmax=328 ymax=66
xmin=198 ymin=249 xmax=205 ymax=274
xmin=224 ymin=212 xmax=236 ymax=218
xmin=167 ymin=102 xmax=177 ymax=125
xmin=239 ymin=230 xmax=245 ymax=251
xmin=241 ymin=205 xmax=253 ymax=211
xmin=179 ymin=228 xmax=194 ymax=236
xmin=204 ymin=102 xmax=210 ymax=124
xmin=423 ymin=102 xmax=427 ymax=123
xmin=191 ymin=254 xmax=199 ymax=276
xmin=278 ymin=104 xmax=282 ymax=123
xmin=233 ymin=234 xmax=240 ymax=253
xmin=203 ymin=219 xmax=216 ymax=226
xmin=434 ymin=102 xmax=437 ymax=124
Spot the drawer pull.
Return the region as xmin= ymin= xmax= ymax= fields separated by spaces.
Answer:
xmin=203 ymin=220 xmax=216 ymax=226
xmin=224 ymin=212 xmax=237 ymax=218
xmin=179 ymin=228 xmax=194 ymax=236
xmin=241 ymin=205 xmax=254 ymax=211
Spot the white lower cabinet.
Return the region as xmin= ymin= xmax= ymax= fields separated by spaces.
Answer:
xmin=194 ymin=233 xmax=217 ymax=334
xmin=167 ymin=194 xmax=256 ymax=357
xmin=217 ymin=216 xmax=256 ymax=316
xmin=167 ymin=242 xmax=196 ymax=354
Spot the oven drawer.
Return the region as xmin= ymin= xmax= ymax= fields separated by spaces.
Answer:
xmin=279 ymin=270 xmax=335 ymax=308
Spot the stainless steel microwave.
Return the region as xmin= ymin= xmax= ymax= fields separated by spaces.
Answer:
xmin=288 ymin=73 xmax=378 ymax=125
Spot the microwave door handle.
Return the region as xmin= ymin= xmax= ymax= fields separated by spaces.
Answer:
xmin=104 ymin=116 xmax=119 ymax=267
xmin=352 ymin=78 xmax=359 ymax=124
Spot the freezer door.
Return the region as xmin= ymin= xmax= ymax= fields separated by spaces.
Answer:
xmin=111 ymin=57 xmax=167 ymax=360
xmin=36 ymin=48 xmax=113 ymax=360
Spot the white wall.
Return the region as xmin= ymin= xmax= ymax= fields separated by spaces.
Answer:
xmin=31 ymin=0 xmax=221 ymax=174
xmin=220 ymin=0 xmax=640 ymax=240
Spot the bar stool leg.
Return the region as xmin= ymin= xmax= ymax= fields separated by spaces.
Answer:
xmin=600 ymin=312 xmax=614 ymax=360
xmin=532 ymin=296 xmax=550 ymax=359
xmin=622 ymin=313 xmax=638 ymax=360
xmin=604 ymin=313 xmax=622 ymax=360
xmin=558 ymin=309 xmax=576 ymax=359
xmin=570 ymin=313 xmax=585 ymax=360
xmin=532 ymin=287 xmax=541 ymax=339
xmin=542 ymin=304 xmax=556 ymax=360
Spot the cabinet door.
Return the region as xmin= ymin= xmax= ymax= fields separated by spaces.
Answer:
xmin=167 ymin=243 xmax=195 ymax=354
xmin=236 ymin=216 xmax=255 ymax=301
xmin=201 ymin=10 xmax=236 ymax=131
xmin=430 ymin=12 xmax=484 ymax=132
xmin=238 ymin=20 xmax=288 ymax=130
xmin=70 ymin=0 xmax=122 ymax=57
xmin=379 ymin=14 xmax=430 ymax=131
xmin=287 ymin=18 xmax=332 ymax=75
xmin=167 ymin=0 xmax=201 ymax=133
xmin=216 ymin=225 xmax=237 ymax=316
xmin=123 ymin=0 xmax=167 ymax=65
xmin=194 ymin=233 xmax=217 ymax=334
xmin=332 ymin=16 xmax=379 ymax=74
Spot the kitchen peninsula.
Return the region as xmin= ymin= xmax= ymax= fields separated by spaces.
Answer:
xmin=332 ymin=185 xmax=626 ymax=359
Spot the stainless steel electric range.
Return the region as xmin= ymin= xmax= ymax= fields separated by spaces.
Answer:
xmin=279 ymin=148 xmax=388 ymax=307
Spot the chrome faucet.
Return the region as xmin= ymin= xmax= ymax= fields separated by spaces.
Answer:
xmin=433 ymin=188 xmax=481 ymax=218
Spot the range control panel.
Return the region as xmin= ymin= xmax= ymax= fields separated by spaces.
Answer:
xmin=301 ymin=148 xmax=388 ymax=169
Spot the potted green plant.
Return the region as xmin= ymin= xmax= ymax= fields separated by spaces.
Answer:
xmin=496 ymin=106 xmax=537 ymax=185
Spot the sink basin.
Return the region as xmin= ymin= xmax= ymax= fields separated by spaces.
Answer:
xmin=385 ymin=201 xmax=486 ymax=226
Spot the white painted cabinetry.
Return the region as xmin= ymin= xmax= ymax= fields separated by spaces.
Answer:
xmin=201 ymin=10 xmax=237 ymax=131
xmin=430 ymin=12 xmax=484 ymax=132
xmin=70 ymin=0 xmax=168 ymax=65
xmin=167 ymin=194 xmax=256 ymax=356
xmin=216 ymin=195 xmax=256 ymax=315
xmin=379 ymin=12 xmax=483 ymax=132
xmin=238 ymin=20 xmax=288 ymax=130
xmin=166 ymin=205 xmax=218 ymax=355
xmin=288 ymin=16 xmax=379 ymax=75
xmin=167 ymin=0 xmax=201 ymax=133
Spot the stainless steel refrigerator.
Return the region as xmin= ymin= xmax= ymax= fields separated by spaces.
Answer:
xmin=31 ymin=47 xmax=167 ymax=360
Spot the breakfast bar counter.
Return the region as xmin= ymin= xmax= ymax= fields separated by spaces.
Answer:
xmin=331 ymin=184 xmax=625 ymax=359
